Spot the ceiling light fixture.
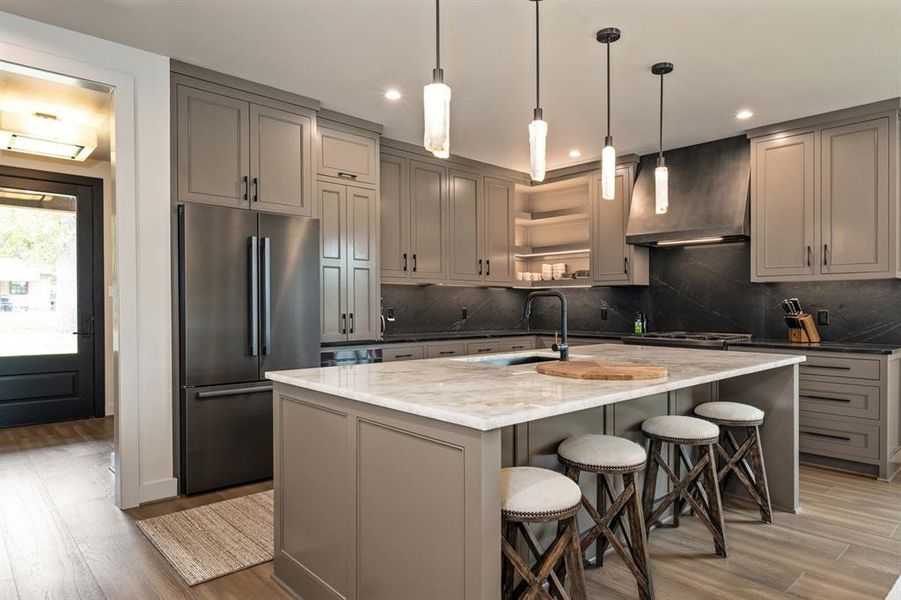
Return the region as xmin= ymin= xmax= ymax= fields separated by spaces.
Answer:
xmin=423 ymin=0 xmax=450 ymax=159
xmin=0 ymin=110 xmax=97 ymax=161
xmin=651 ymin=61 xmax=673 ymax=215
xmin=568 ymin=149 xmax=582 ymax=159
xmin=385 ymin=89 xmax=402 ymax=100
xmin=736 ymin=109 xmax=753 ymax=120
xmin=528 ymin=0 xmax=547 ymax=182
xmin=596 ymin=27 xmax=620 ymax=200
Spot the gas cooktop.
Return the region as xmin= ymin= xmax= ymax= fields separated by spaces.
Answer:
xmin=622 ymin=331 xmax=753 ymax=349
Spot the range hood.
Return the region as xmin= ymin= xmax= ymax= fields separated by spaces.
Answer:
xmin=626 ymin=135 xmax=750 ymax=246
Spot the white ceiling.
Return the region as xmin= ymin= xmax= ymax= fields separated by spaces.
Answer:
xmin=1 ymin=0 xmax=898 ymax=173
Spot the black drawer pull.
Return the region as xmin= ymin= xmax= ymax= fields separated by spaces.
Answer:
xmin=393 ymin=353 xmax=413 ymax=359
xmin=337 ymin=171 xmax=358 ymax=180
xmin=801 ymin=430 xmax=851 ymax=442
xmin=476 ymin=348 xmax=492 ymax=353
xmin=807 ymin=364 xmax=851 ymax=371
xmin=801 ymin=395 xmax=851 ymax=403
xmin=403 ymin=252 xmax=408 ymax=271
xmin=439 ymin=350 xmax=456 ymax=355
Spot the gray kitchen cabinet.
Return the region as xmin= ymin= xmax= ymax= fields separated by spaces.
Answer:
xmin=427 ymin=343 xmax=467 ymax=358
xmin=409 ymin=160 xmax=447 ymax=280
xmin=448 ymin=169 xmax=483 ymax=282
xmin=748 ymin=100 xmax=900 ymax=282
xmin=820 ymin=117 xmax=891 ymax=275
xmin=176 ymin=84 xmax=250 ymax=209
xmin=751 ymin=132 xmax=816 ymax=279
xmin=502 ymin=338 xmax=534 ymax=352
xmin=590 ymin=164 xmax=648 ymax=285
xmin=250 ymin=104 xmax=312 ymax=217
xmin=317 ymin=181 xmax=379 ymax=343
xmin=382 ymin=346 xmax=425 ymax=362
xmin=466 ymin=341 xmax=502 ymax=355
xmin=483 ymin=177 xmax=515 ymax=284
xmin=317 ymin=124 xmax=378 ymax=186
xmin=379 ymin=153 xmax=410 ymax=279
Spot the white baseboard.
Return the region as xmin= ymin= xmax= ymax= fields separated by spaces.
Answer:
xmin=139 ymin=477 xmax=178 ymax=504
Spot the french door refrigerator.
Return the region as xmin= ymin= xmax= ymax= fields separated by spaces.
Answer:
xmin=177 ymin=203 xmax=319 ymax=494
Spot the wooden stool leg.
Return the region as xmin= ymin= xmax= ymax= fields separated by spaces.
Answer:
xmin=672 ymin=444 xmax=682 ymax=527
xmin=701 ymin=444 xmax=728 ymax=557
xmin=642 ymin=438 xmax=662 ymax=532
xmin=501 ymin=520 xmax=517 ymax=599
xmin=595 ymin=473 xmax=609 ymax=566
xmin=624 ymin=472 xmax=655 ymax=600
xmin=747 ymin=426 xmax=773 ymax=523
xmin=563 ymin=515 xmax=588 ymax=600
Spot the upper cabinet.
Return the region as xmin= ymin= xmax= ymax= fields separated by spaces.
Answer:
xmin=174 ymin=77 xmax=314 ymax=216
xmin=409 ymin=160 xmax=448 ymax=280
xmin=749 ymin=101 xmax=899 ymax=282
xmin=591 ymin=164 xmax=649 ymax=286
xmin=316 ymin=124 xmax=378 ymax=186
xmin=483 ymin=177 xmax=515 ymax=284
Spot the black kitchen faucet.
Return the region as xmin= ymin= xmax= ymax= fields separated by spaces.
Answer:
xmin=523 ymin=290 xmax=569 ymax=361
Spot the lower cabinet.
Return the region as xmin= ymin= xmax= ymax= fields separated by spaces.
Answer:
xmin=426 ymin=343 xmax=467 ymax=358
xmin=382 ymin=346 xmax=425 ymax=362
xmin=317 ymin=181 xmax=379 ymax=343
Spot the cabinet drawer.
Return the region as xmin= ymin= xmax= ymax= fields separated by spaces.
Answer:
xmin=800 ymin=355 xmax=880 ymax=380
xmin=502 ymin=339 xmax=534 ymax=352
xmin=426 ymin=343 xmax=467 ymax=358
xmin=382 ymin=346 xmax=424 ymax=362
xmin=467 ymin=341 xmax=501 ymax=355
xmin=317 ymin=126 xmax=377 ymax=185
xmin=799 ymin=379 xmax=880 ymax=420
xmin=799 ymin=413 xmax=879 ymax=462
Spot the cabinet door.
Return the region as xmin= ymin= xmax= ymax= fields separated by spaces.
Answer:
xmin=176 ymin=85 xmax=249 ymax=208
xmin=346 ymin=187 xmax=380 ymax=341
xmin=379 ymin=154 xmax=410 ymax=279
xmin=751 ymin=132 xmax=816 ymax=279
xmin=318 ymin=182 xmax=348 ymax=343
xmin=250 ymin=104 xmax=312 ymax=217
xmin=483 ymin=177 xmax=515 ymax=283
xmin=821 ymin=118 xmax=891 ymax=275
xmin=409 ymin=160 xmax=447 ymax=279
xmin=591 ymin=170 xmax=629 ymax=283
xmin=317 ymin=126 xmax=377 ymax=185
xmin=447 ymin=170 xmax=483 ymax=281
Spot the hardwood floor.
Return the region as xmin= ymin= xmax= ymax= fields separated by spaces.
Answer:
xmin=0 ymin=417 xmax=898 ymax=599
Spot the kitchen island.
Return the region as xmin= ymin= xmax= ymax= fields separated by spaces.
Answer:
xmin=266 ymin=344 xmax=804 ymax=600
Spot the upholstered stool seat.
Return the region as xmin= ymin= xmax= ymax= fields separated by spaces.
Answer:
xmin=642 ymin=415 xmax=728 ymax=558
xmin=557 ymin=435 xmax=654 ymax=600
xmin=500 ymin=467 xmax=587 ymax=599
xmin=501 ymin=466 xmax=581 ymax=517
xmin=694 ymin=402 xmax=772 ymax=523
xmin=694 ymin=401 xmax=764 ymax=426
xmin=558 ymin=434 xmax=647 ymax=471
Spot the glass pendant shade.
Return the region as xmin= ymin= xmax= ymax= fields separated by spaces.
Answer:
xmin=529 ymin=118 xmax=547 ymax=182
xmin=601 ymin=142 xmax=616 ymax=199
xmin=655 ymin=164 xmax=669 ymax=214
xmin=423 ymin=80 xmax=451 ymax=158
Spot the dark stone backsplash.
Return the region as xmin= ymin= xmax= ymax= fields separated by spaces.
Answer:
xmin=381 ymin=241 xmax=901 ymax=345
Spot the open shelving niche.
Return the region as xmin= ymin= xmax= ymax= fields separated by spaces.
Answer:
xmin=513 ymin=175 xmax=592 ymax=288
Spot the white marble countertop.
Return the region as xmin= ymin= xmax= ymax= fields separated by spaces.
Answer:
xmin=266 ymin=344 xmax=805 ymax=431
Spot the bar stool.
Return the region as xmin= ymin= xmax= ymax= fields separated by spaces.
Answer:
xmin=500 ymin=466 xmax=587 ymax=600
xmin=558 ymin=434 xmax=654 ymax=600
xmin=694 ymin=401 xmax=772 ymax=523
xmin=641 ymin=415 xmax=728 ymax=557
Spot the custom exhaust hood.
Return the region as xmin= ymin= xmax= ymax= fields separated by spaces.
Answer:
xmin=626 ymin=135 xmax=750 ymax=246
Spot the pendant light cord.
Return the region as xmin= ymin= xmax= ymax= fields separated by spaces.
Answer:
xmin=658 ymin=72 xmax=664 ymax=159
xmin=535 ymin=0 xmax=540 ymax=110
xmin=435 ymin=0 xmax=440 ymax=69
xmin=606 ymin=41 xmax=611 ymax=138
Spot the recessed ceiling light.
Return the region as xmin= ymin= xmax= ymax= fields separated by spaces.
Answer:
xmin=384 ymin=89 xmax=402 ymax=101
xmin=736 ymin=110 xmax=753 ymax=120
xmin=568 ymin=149 xmax=582 ymax=159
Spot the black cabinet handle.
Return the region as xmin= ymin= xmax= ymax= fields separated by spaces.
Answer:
xmin=242 ymin=175 xmax=249 ymax=201
xmin=341 ymin=313 xmax=347 ymax=334
xmin=403 ymin=253 xmax=408 ymax=272
xmin=823 ymin=243 xmax=828 ymax=266
xmin=807 ymin=245 xmax=812 ymax=267
xmin=253 ymin=177 xmax=259 ymax=202
xmin=809 ymin=364 xmax=851 ymax=371
xmin=349 ymin=313 xmax=354 ymax=334
xmin=801 ymin=430 xmax=851 ymax=442
xmin=801 ymin=394 xmax=851 ymax=403
xmin=337 ymin=171 xmax=358 ymax=180
xmin=439 ymin=350 xmax=456 ymax=355
xmin=476 ymin=348 xmax=492 ymax=353
xmin=486 ymin=259 xmax=490 ymax=277
xmin=478 ymin=258 xmax=483 ymax=276
xmin=394 ymin=354 xmax=413 ymax=359
xmin=624 ymin=256 xmax=629 ymax=274
xmin=412 ymin=254 xmax=417 ymax=272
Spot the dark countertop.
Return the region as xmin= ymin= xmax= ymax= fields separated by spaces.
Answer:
xmin=728 ymin=339 xmax=901 ymax=356
xmin=321 ymin=330 xmax=629 ymax=348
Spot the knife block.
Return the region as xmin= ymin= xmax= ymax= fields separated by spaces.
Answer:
xmin=787 ymin=313 xmax=821 ymax=343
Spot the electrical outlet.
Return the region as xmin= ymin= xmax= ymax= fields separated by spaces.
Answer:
xmin=600 ymin=308 xmax=608 ymax=320
xmin=817 ymin=309 xmax=830 ymax=326
xmin=461 ymin=306 xmax=469 ymax=320
xmin=385 ymin=306 xmax=396 ymax=322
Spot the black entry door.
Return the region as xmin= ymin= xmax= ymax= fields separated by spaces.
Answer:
xmin=0 ymin=167 xmax=103 ymax=427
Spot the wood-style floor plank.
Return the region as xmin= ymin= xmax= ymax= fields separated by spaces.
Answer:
xmin=1 ymin=418 xmax=899 ymax=599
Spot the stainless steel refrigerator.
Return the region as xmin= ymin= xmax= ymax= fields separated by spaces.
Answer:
xmin=177 ymin=203 xmax=319 ymax=494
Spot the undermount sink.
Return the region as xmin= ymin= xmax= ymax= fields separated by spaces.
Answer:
xmin=472 ymin=354 xmax=560 ymax=367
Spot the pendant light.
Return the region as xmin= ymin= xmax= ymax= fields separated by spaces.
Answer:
xmin=423 ymin=0 xmax=450 ymax=159
xmin=596 ymin=27 xmax=620 ymax=200
xmin=651 ymin=62 xmax=673 ymax=215
xmin=528 ymin=0 xmax=547 ymax=182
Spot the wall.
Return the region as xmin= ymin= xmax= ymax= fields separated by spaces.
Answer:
xmin=1 ymin=12 xmax=173 ymax=507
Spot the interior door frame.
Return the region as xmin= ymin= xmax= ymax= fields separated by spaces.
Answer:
xmin=0 ymin=165 xmax=105 ymax=418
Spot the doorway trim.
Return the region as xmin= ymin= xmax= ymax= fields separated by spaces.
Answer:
xmin=0 ymin=165 xmax=105 ymax=418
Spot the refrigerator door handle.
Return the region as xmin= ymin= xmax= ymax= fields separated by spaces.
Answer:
xmin=248 ymin=235 xmax=259 ymax=356
xmin=261 ymin=236 xmax=272 ymax=355
xmin=195 ymin=385 xmax=273 ymax=399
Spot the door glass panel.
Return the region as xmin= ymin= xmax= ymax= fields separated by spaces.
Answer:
xmin=0 ymin=187 xmax=78 ymax=356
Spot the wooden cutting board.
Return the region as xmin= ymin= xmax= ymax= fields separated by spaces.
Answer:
xmin=537 ymin=360 xmax=668 ymax=380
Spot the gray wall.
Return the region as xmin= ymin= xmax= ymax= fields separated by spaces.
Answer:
xmin=382 ymin=241 xmax=901 ymax=345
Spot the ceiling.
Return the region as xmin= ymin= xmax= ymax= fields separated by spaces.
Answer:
xmin=1 ymin=1 xmax=898 ymax=173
